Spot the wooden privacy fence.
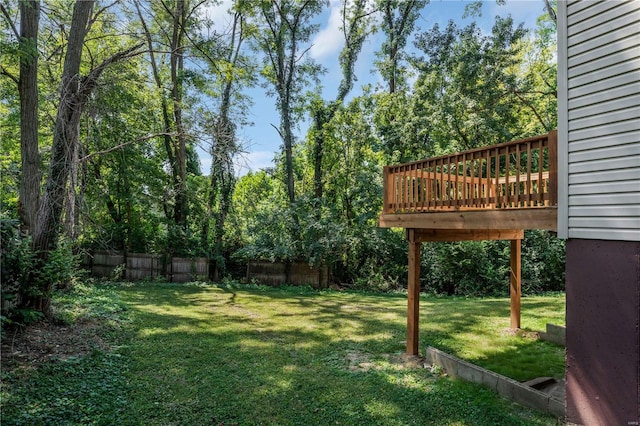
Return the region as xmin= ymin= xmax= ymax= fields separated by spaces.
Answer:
xmin=247 ymin=261 xmax=329 ymax=289
xmin=83 ymin=251 xmax=208 ymax=283
xmin=383 ymin=131 xmax=557 ymax=214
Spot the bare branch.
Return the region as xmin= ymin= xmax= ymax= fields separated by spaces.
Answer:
xmin=542 ymin=0 xmax=557 ymax=22
xmin=0 ymin=3 xmax=19 ymax=39
xmin=270 ymin=123 xmax=285 ymax=140
xmin=0 ymin=64 xmax=19 ymax=85
xmin=80 ymin=132 xmax=177 ymax=161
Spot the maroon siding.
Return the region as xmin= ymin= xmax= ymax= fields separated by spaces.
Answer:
xmin=566 ymin=239 xmax=640 ymax=425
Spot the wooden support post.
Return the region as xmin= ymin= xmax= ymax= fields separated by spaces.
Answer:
xmin=407 ymin=229 xmax=421 ymax=356
xmin=510 ymin=238 xmax=522 ymax=329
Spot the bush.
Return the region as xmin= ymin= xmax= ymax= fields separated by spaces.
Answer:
xmin=1 ymin=219 xmax=80 ymax=323
xmin=420 ymin=231 xmax=565 ymax=297
xmin=1 ymin=219 xmax=36 ymax=315
xmin=421 ymin=240 xmax=509 ymax=296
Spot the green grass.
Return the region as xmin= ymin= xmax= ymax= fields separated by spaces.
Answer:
xmin=1 ymin=282 xmax=565 ymax=425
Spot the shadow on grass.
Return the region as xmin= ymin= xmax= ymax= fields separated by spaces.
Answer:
xmin=108 ymin=283 xmax=561 ymax=425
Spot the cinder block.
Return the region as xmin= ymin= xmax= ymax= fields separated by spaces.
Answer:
xmin=512 ymin=384 xmax=550 ymax=413
xmin=481 ymin=370 xmax=500 ymax=391
xmin=548 ymin=397 xmax=565 ymax=418
xmin=540 ymin=323 xmax=566 ymax=346
xmin=456 ymin=361 xmax=483 ymax=383
xmin=425 ymin=346 xmax=565 ymax=417
xmin=496 ymin=376 xmax=516 ymax=399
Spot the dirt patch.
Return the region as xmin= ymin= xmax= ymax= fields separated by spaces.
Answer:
xmin=1 ymin=319 xmax=110 ymax=372
xmin=345 ymin=350 xmax=375 ymax=372
xmin=502 ymin=328 xmax=541 ymax=340
xmin=342 ymin=350 xmax=428 ymax=372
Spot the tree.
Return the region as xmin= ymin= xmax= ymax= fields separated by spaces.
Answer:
xmin=17 ymin=1 xmax=40 ymax=234
xmin=200 ymin=5 xmax=253 ymax=279
xmin=375 ymin=0 xmax=427 ymax=94
xmin=135 ymin=0 xmax=210 ymax=254
xmin=0 ymin=1 xmax=41 ymax=234
xmin=372 ymin=0 xmax=426 ymax=164
xmin=410 ymin=17 xmax=529 ymax=151
xmin=30 ymin=0 xmax=143 ymax=313
xmin=309 ymin=0 xmax=372 ymax=203
xmin=250 ymin=0 xmax=323 ymax=204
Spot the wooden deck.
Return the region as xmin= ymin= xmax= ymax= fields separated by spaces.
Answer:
xmin=380 ymin=131 xmax=558 ymax=230
xmin=379 ymin=131 xmax=559 ymax=356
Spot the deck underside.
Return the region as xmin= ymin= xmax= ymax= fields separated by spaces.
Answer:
xmin=379 ymin=207 xmax=557 ymax=231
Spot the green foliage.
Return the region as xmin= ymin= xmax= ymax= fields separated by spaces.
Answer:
xmin=411 ymin=17 xmax=531 ymax=152
xmin=1 ymin=282 xmax=130 ymax=425
xmin=522 ymin=230 xmax=565 ymax=293
xmin=422 ymin=240 xmax=510 ymax=296
xmin=1 ymin=218 xmax=80 ymax=321
xmin=1 ymin=282 xmax=563 ymax=424
xmin=1 ymin=351 xmax=129 ymax=425
xmin=420 ymin=231 xmax=565 ymax=297
xmin=1 ymin=220 xmax=36 ymax=302
xmin=1 ymin=1 xmax=563 ymax=297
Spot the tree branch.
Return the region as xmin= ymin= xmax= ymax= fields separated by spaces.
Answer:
xmin=0 ymin=64 xmax=19 ymax=85
xmin=80 ymin=132 xmax=177 ymax=161
xmin=81 ymin=42 xmax=145 ymax=98
xmin=0 ymin=3 xmax=19 ymax=39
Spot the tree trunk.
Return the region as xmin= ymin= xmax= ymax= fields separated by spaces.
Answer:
xmin=281 ymin=99 xmax=295 ymax=204
xmin=18 ymin=0 xmax=40 ymax=234
xmin=171 ymin=0 xmax=188 ymax=232
xmin=313 ymin=115 xmax=324 ymax=201
xmin=33 ymin=0 xmax=94 ymax=254
xmin=29 ymin=0 xmax=141 ymax=313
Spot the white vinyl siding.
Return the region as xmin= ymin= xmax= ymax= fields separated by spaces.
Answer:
xmin=558 ymin=0 xmax=640 ymax=241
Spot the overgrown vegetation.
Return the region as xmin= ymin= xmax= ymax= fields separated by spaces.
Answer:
xmin=1 ymin=1 xmax=562 ymax=313
xmin=2 ymin=281 xmax=564 ymax=425
xmin=1 ymin=219 xmax=80 ymax=325
xmin=1 ymin=281 xmax=131 ymax=424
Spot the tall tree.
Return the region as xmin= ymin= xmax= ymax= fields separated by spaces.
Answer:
xmin=411 ymin=17 xmax=530 ymax=151
xmin=33 ymin=0 xmax=96 ymax=255
xmin=18 ymin=0 xmax=40 ymax=234
xmin=310 ymin=0 xmax=371 ymax=202
xmin=372 ymin=0 xmax=426 ymax=164
xmin=30 ymin=0 xmax=143 ymax=313
xmin=0 ymin=0 xmax=41 ymax=233
xmin=169 ymin=0 xmax=189 ymax=233
xmin=251 ymin=0 xmax=323 ymax=204
xmin=376 ymin=0 xmax=427 ymax=94
xmin=201 ymin=6 xmax=252 ymax=279
xmin=135 ymin=0 xmax=202 ymax=253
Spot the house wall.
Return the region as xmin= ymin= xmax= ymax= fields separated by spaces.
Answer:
xmin=558 ymin=0 xmax=640 ymax=241
xmin=558 ymin=2 xmax=640 ymax=423
xmin=565 ymin=239 xmax=639 ymax=425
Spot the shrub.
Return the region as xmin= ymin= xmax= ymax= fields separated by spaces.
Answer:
xmin=1 ymin=219 xmax=81 ymax=323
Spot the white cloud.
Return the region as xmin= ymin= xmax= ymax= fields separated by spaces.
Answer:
xmin=234 ymin=151 xmax=276 ymax=177
xmin=200 ymin=157 xmax=213 ymax=175
xmin=486 ymin=0 xmax=543 ymax=30
xmin=200 ymin=0 xmax=235 ymax=33
xmin=310 ymin=2 xmax=344 ymax=60
xmin=200 ymin=151 xmax=274 ymax=177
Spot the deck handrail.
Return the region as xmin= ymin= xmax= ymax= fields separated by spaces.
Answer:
xmin=382 ymin=131 xmax=557 ymax=214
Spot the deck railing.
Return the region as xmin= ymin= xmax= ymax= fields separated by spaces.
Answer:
xmin=382 ymin=131 xmax=557 ymax=214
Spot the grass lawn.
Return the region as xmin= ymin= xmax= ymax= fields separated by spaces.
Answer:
xmin=1 ymin=282 xmax=565 ymax=425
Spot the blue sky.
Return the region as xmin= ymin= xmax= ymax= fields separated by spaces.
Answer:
xmin=199 ymin=0 xmax=548 ymax=176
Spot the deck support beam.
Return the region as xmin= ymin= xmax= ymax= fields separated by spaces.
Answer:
xmin=510 ymin=238 xmax=522 ymax=329
xmin=404 ymin=228 xmax=524 ymax=356
xmin=407 ymin=229 xmax=421 ymax=356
